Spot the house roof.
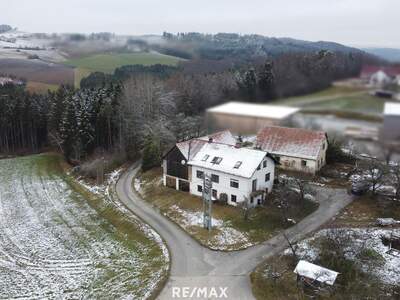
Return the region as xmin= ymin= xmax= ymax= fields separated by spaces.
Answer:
xmin=384 ymin=102 xmax=400 ymax=116
xmin=294 ymin=260 xmax=339 ymax=286
xmin=361 ymin=65 xmax=400 ymax=78
xmin=176 ymin=130 xmax=236 ymax=160
xmin=207 ymin=101 xmax=299 ymax=120
xmin=257 ymin=126 xmax=326 ymax=160
xmin=188 ymin=142 xmax=268 ymax=178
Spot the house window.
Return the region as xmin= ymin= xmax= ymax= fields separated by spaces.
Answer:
xmin=231 ymin=195 xmax=237 ymax=203
xmin=257 ymin=164 xmax=261 ymax=170
xmin=252 ymin=179 xmax=257 ymax=192
xmin=202 ymin=154 xmax=209 ymax=161
xmin=196 ymin=170 xmax=204 ymax=179
xmin=301 ymin=160 xmax=307 ymax=167
xmin=234 ymin=161 xmax=242 ymax=169
xmin=197 ymin=185 xmax=203 ymax=192
xmin=265 ymin=173 xmax=270 ymax=182
xmin=212 ymin=189 xmax=217 ymax=199
xmin=211 ymin=174 xmax=219 ymax=183
xmin=263 ymin=160 xmax=267 ymax=168
xmin=211 ymin=156 xmax=223 ymax=164
xmin=230 ymin=179 xmax=239 ymax=188
xmin=250 ymin=197 xmax=254 ymax=204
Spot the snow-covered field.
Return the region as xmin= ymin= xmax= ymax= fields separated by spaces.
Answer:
xmin=0 ymin=155 xmax=168 ymax=299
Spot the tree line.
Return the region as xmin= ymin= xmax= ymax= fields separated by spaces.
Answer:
xmin=0 ymin=48 xmax=375 ymax=165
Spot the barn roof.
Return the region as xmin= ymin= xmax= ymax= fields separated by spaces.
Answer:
xmin=188 ymin=142 xmax=268 ymax=178
xmin=256 ymin=126 xmax=326 ymax=160
xmin=176 ymin=130 xmax=236 ymax=160
xmin=294 ymin=260 xmax=338 ymax=286
xmin=207 ymin=101 xmax=299 ymax=120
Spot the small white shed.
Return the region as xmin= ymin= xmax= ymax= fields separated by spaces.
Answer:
xmin=294 ymin=260 xmax=339 ymax=286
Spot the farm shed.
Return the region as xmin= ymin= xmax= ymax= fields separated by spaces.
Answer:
xmin=256 ymin=126 xmax=328 ymax=174
xmin=294 ymin=260 xmax=338 ymax=286
xmin=206 ymin=102 xmax=299 ymax=134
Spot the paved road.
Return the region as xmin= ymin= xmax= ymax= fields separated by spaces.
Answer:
xmin=116 ymin=164 xmax=353 ymax=300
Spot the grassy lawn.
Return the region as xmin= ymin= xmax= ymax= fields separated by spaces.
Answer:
xmin=301 ymin=94 xmax=385 ymax=115
xmin=136 ymin=168 xmax=318 ymax=251
xmin=327 ymin=195 xmax=400 ymax=228
xmin=74 ymin=67 xmax=92 ymax=88
xmin=273 ymin=86 xmax=366 ymax=106
xmin=0 ymin=154 xmax=168 ymax=299
xmin=64 ymin=52 xmax=182 ymax=73
xmin=272 ymin=85 xmax=387 ymax=117
xmin=26 ymin=81 xmax=59 ymax=94
xmin=65 ymin=52 xmax=182 ymax=88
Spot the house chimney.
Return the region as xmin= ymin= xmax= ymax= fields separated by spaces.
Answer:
xmin=208 ymin=137 xmax=213 ymax=143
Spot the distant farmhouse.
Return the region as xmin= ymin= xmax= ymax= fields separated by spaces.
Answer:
xmin=381 ymin=102 xmax=400 ymax=146
xmin=206 ymin=102 xmax=299 ymax=134
xmin=162 ymin=130 xmax=276 ymax=206
xmin=360 ymin=65 xmax=400 ymax=87
xmin=257 ymin=126 xmax=328 ymax=174
xmin=0 ymin=77 xmax=23 ymax=86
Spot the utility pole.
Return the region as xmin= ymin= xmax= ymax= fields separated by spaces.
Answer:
xmin=203 ymin=173 xmax=212 ymax=230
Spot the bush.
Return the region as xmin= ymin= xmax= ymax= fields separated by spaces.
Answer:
xmin=326 ymin=137 xmax=355 ymax=164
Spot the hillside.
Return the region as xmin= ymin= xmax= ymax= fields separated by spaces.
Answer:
xmin=153 ymin=32 xmax=366 ymax=60
xmin=363 ymin=48 xmax=400 ymax=63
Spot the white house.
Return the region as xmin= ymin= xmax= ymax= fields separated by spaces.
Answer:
xmin=369 ymin=70 xmax=392 ymax=87
xmin=161 ymin=130 xmax=237 ymax=192
xmin=188 ymin=142 xmax=276 ymax=206
xmin=257 ymin=126 xmax=328 ymax=174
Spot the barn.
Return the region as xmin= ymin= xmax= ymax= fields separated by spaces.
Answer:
xmin=206 ymin=101 xmax=299 ymax=134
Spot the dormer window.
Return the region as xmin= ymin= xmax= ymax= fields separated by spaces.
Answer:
xmin=234 ymin=161 xmax=242 ymax=169
xmin=202 ymin=154 xmax=210 ymax=161
xmin=211 ymin=156 xmax=223 ymax=165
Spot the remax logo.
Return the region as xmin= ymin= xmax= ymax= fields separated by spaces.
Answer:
xmin=172 ymin=287 xmax=228 ymax=298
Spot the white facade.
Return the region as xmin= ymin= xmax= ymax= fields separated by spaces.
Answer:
xmin=189 ymin=156 xmax=275 ymax=207
xmin=369 ymin=70 xmax=392 ymax=87
xmin=276 ymin=139 xmax=328 ymax=174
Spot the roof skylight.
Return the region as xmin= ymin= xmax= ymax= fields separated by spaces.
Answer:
xmin=234 ymin=161 xmax=242 ymax=169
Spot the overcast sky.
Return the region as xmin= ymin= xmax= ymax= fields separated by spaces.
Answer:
xmin=3 ymin=0 xmax=399 ymax=48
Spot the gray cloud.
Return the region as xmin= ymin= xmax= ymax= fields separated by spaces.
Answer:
xmin=2 ymin=0 xmax=399 ymax=47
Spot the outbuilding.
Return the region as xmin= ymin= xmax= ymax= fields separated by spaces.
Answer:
xmin=257 ymin=126 xmax=328 ymax=174
xmin=206 ymin=101 xmax=299 ymax=134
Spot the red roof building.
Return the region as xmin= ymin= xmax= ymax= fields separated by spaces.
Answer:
xmin=257 ymin=126 xmax=328 ymax=174
xmin=360 ymin=65 xmax=400 ymax=79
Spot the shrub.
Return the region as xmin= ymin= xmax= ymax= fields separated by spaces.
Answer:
xmin=326 ymin=136 xmax=355 ymax=164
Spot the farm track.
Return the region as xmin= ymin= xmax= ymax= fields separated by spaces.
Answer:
xmin=0 ymin=155 xmax=168 ymax=299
